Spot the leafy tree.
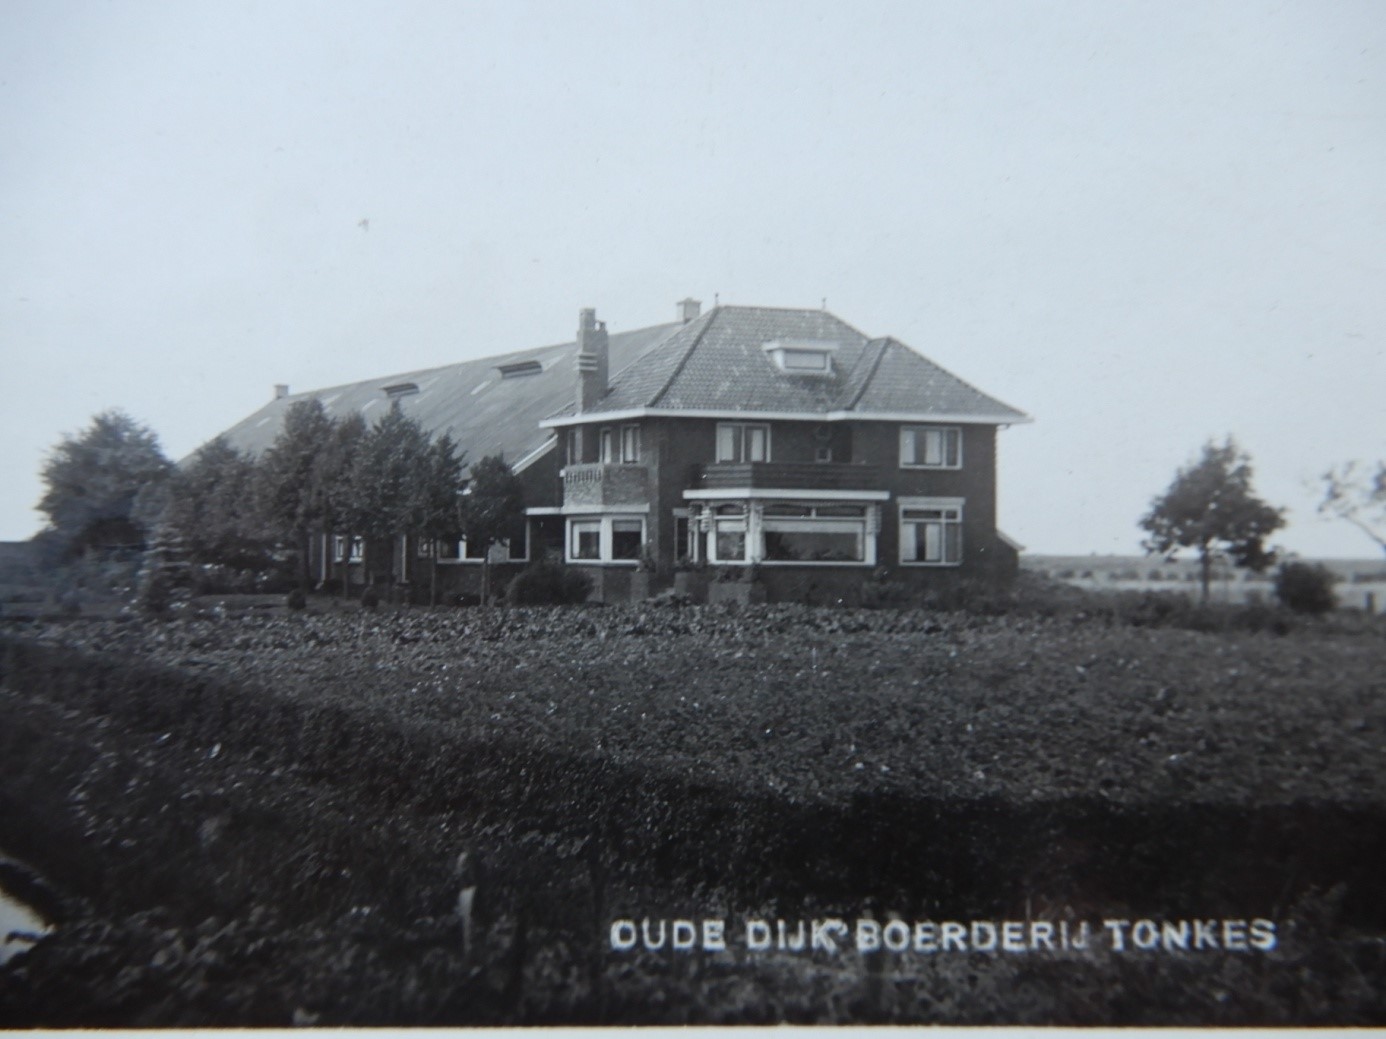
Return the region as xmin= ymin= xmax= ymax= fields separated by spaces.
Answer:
xmin=1139 ymin=438 xmax=1285 ymax=603
xmin=345 ymin=403 xmax=463 ymax=589
xmin=417 ymin=431 xmax=466 ymax=606
xmin=260 ymin=399 xmax=336 ymax=590
xmin=1319 ymin=461 xmax=1386 ymax=557
xmin=457 ymin=455 xmax=525 ymax=605
xmin=155 ymin=436 xmax=273 ymax=571
xmin=37 ymin=409 xmax=173 ymax=559
xmin=316 ymin=413 xmax=368 ymax=597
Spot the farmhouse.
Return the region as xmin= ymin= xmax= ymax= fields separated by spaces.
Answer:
xmin=218 ymin=300 xmax=1029 ymax=603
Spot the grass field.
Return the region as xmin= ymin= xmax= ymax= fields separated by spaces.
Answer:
xmin=1 ymin=596 xmax=1384 ymax=1025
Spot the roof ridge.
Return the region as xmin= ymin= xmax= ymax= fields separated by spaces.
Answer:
xmin=841 ymin=336 xmax=894 ymax=410
xmin=648 ymin=308 xmax=718 ymax=408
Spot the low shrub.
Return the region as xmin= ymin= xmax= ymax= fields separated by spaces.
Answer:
xmin=506 ymin=560 xmax=593 ymax=605
xmin=1275 ymin=562 xmax=1337 ymax=614
xmin=359 ymin=584 xmax=381 ymax=611
xmin=286 ymin=589 xmax=307 ymax=611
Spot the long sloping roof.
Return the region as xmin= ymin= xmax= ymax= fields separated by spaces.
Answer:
xmin=215 ymin=320 xmax=682 ymax=468
xmin=546 ymin=305 xmax=1029 ymax=423
xmin=214 ymin=303 xmax=1028 ymax=470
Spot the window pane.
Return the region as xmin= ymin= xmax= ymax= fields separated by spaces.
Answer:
xmin=924 ymin=522 xmax=942 ymax=562
xmin=901 ymin=429 xmax=916 ymax=466
xmin=600 ymin=429 xmax=614 ymax=464
xmin=945 ymin=523 xmax=962 ymax=563
xmin=612 ymin=520 xmax=642 ymax=560
xmin=675 ymin=517 xmax=690 ymax=562
xmin=945 ymin=428 xmax=960 ymax=467
xmin=464 ymin=538 xmax=488 ymax=559
xmin=505 ymin=518 xmax=528 ymax=561
xmin=573 ymin=522 xmax=600 ymax=560
xmin=747 ymin=426 xmax=767 ymax=462
xmin=763 ymin=528 xmax=861 ymax=562
xmin=764 ymin=504 xmax=811 ymax=518
xmin=717 ymin=425 xmax=739 ymax=462
xmin=923 ymin=429 xmax=943 ymax=466
xmin=715 ymin=527 xmax=746 ymax=561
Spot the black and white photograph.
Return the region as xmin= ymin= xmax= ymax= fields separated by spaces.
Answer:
xmin=1 ymin=0 xmax=1383 ymax=1026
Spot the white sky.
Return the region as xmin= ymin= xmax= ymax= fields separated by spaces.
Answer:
xmin=2 ymin=0 xmax=1383 ymax=557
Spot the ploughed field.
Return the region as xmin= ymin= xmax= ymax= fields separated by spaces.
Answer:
xmin=1 ymin=603 xmax=1384 ymax=1025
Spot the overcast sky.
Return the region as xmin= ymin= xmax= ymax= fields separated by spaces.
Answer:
xmin=2 ymin=0 xmax=1383 ymax=557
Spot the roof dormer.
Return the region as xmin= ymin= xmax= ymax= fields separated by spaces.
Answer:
xmin=762 ymin=339 xmax=838 ymax=375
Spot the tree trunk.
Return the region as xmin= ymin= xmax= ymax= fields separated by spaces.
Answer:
xmin=430 ymin=551 xmax=439 ymax=608
xmin=1199 ymin=545 xmax=1212 ymax=605
xmin=482 ymin=556 xmax=492 ymax=607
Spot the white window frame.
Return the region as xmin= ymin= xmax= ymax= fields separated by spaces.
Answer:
xmin=702 ymin=501 xmax=877 ymax=567
xmin=900 ymin=425 xmax=962 ymax=470
xmin=565 ymin=514 xmax=646 ymax=565
xmin=761 ymin=503 xmax=875 ymax=566
xmin=899 ymin=497 xmax=964 ymax=567
xmin=716 ymin=422 xmax=770 ymax=463
xmin=619 ymin=424 xmax=640 ymax=464
xmin=333 ymin=535 xmax=364 ymax=563
xmin=434 ymin=522 xmax=531 ymax=565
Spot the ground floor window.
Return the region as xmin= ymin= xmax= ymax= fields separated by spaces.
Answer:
xmin=899 ymin=497 xmax=963 ymax=565
xmin=332 ymin=535 xmax=364 ymax=563
xmin=566 ymin=514 xmax=646 ymax=564
xmin=696 ymin=500 xmax=876 ymax=566
xmin=460 ymin=517 xmax=529 ymax=563
xmin=762 ymin=503 xmax=867 ymax=562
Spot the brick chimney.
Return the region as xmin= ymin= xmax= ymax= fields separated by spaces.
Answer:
xmin=678 ymin=297 xmax=701 ymax=324
xmin=575 ymin=307 xmax=609 ymax=412
xmin=274 ymin=383 xmax=290 ymax=400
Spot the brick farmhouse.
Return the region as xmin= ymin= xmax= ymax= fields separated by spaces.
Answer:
xmin=217 ymin=300 xmax=1029 ymax=603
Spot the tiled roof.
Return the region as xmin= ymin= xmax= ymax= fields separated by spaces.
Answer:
xmin=215 ymin=321 xmax=681 ymax=468
xmin=554 ymin=305 xmax=1028 ymax=423
xmin=214 ymin=303 xmax=1027 ymax=473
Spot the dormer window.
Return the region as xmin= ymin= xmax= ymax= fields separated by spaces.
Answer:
xmin=762 ymin=339 xmax=838 ymax=375
xmin=497 ymin=360 xmax=543 ymax=379
xmin=382 ymin=382 xmax=419 ymax=400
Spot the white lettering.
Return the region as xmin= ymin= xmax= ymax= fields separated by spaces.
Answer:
xmin=1222 ymin=919 xmax=1248 ymax=951
xmin=1249 ymin=918 xmax=1276 ymax=951
xmin=1030 ymin=921 xmax=1055 ymax=951
xmin=1132 ymin=920 xmax=1159 ymax=950
xmin=703 ymin=919 xmax=726 ymax=951
xmin=856 ymin=919 xmax=881 ymax=952
xmin=1103 ymin=919 xmax=1131 ymax=952
xmin=610 ymin=920 xmax=637 ymax=951
xmin=882 ymin=920 xmax=911 ymax=952
xmin=940 ymin=921 xmax=966 ymax=951
xmin=914 ymin=922 xmax=938 ymax=953
xmin=812 ymin=918 xmax=848 ymax=953
xmin=672 ymin=919 xmax=696 ymax=950
xmin=1001 ymin=921 xmax=1025 ymax=952
xmin=970 ymin=921 xmax=997 ymax=951
xmin=746 ymin=919 xmax=771 ymax=950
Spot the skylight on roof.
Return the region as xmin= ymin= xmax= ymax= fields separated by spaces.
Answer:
xmin=497 ymin=360 xmax=543 ymax=378
xmin=762 ymin=339 xmax=838 ymax=375
xmin=383 ymin=382 xmax=420 ymax=398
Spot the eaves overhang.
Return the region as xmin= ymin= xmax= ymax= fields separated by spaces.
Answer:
xmin=541 ymin=407 xmax=1033 ymax=429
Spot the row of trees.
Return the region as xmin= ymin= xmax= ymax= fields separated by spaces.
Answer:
xmin=36 ymin=402 xmax=524 ymax=604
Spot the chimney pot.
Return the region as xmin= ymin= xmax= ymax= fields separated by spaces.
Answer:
xmin=274 ymin=384 xmax=290 ymax=400
xmin=678 ymin=297 xmax=702 ymax=324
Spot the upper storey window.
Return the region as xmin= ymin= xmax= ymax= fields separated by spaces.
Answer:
xmin=762 ymin=339 xmax=838 ymax=375
xmin=900 ymin=425 xmax=962 ymax=469
xmin=717 ymin=422 xmax=770 ymax=463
